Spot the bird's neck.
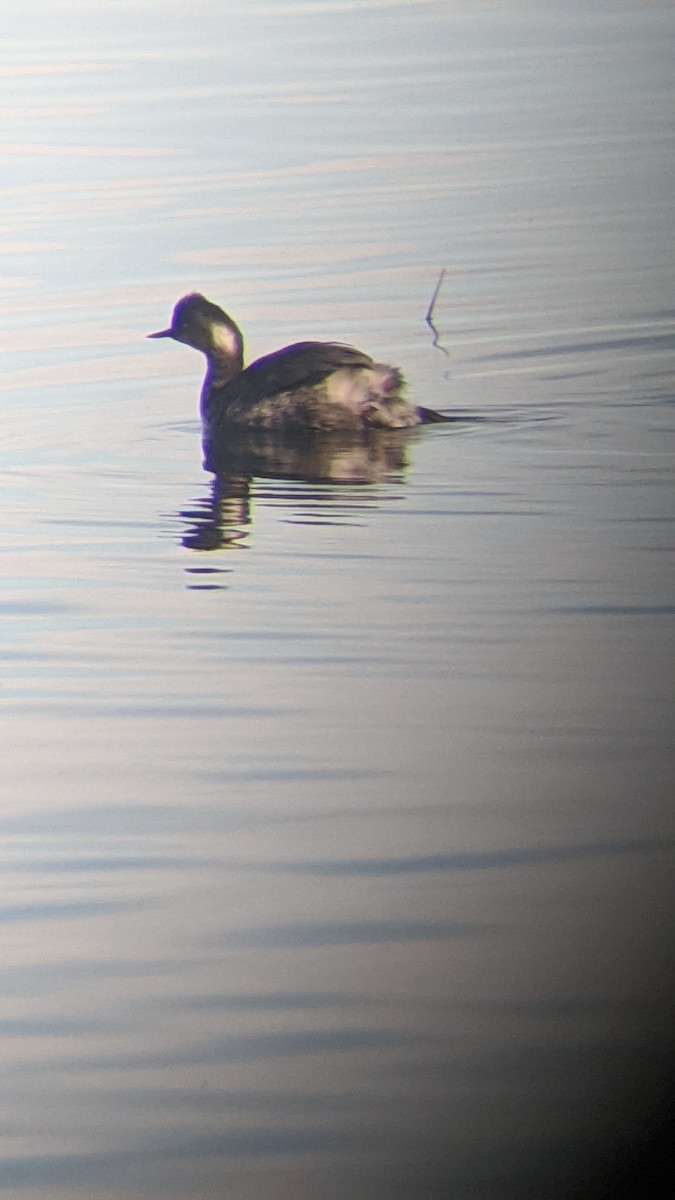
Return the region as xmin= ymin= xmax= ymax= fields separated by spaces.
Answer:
xmin=204 ymin=352 xmax=243 ymax=390
xmin=200 ymin=336 xmax=244 ymax=423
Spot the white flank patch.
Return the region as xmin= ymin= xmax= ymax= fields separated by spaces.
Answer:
xmin=324 ymin=368 xmax=370 ymax=414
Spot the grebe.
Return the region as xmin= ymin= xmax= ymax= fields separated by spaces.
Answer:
xmin=149 ymin=293 xmax=447 ymax=437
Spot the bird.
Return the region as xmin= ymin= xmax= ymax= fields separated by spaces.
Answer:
xmin=148 ymin=293 xmax=447 ymax=440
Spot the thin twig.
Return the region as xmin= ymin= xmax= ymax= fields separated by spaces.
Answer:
xmin=424 ymin=268 xmax=449 ymax=356
xmin=425 ymin=267 xmax=447 ymax=324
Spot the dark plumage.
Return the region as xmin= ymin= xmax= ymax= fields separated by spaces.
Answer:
xmin=148 ymin=293 xmax=447 ymax=439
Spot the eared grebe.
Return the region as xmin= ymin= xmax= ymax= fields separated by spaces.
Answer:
xmin=149 ymin=293 xmax=447 ymax=437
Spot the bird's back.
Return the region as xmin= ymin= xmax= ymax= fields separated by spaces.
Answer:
xmin=215 ymin=342 xmax=374 ymax=401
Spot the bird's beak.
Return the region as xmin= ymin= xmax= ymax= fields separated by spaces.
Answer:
xmin=147 ymin=328 xmax=173 ymax=339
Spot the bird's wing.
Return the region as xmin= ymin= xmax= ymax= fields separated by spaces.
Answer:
xmin=235 ymin=341 xmax=374 ymax=403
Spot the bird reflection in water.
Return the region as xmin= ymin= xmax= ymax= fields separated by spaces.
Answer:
xmin=179 ymin=426 xmax=416 ymax=553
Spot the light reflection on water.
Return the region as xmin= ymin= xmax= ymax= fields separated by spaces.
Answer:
xmin=0 ymin=0 xmax=674 ymax=1197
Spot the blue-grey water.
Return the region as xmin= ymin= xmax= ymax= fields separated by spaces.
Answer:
xmin=1 ymin=2 xmax=674 ymax=1197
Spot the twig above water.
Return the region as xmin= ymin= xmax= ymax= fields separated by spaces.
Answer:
xmin=425 ymin=267 xmax=449 ymax=357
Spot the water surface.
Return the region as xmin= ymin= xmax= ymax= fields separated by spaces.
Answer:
xmin=1 ymin=2 xmax=674 ymax=1197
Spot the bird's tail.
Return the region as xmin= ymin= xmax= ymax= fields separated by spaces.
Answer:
xmin=418 ymin=405 xmax=450 ymax=423
xmin=373 ymin=364 xmax=406 ymax=394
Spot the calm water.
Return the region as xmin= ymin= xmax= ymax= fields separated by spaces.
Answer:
xmin=1 ymin=1 xmax=674 ymax=1197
